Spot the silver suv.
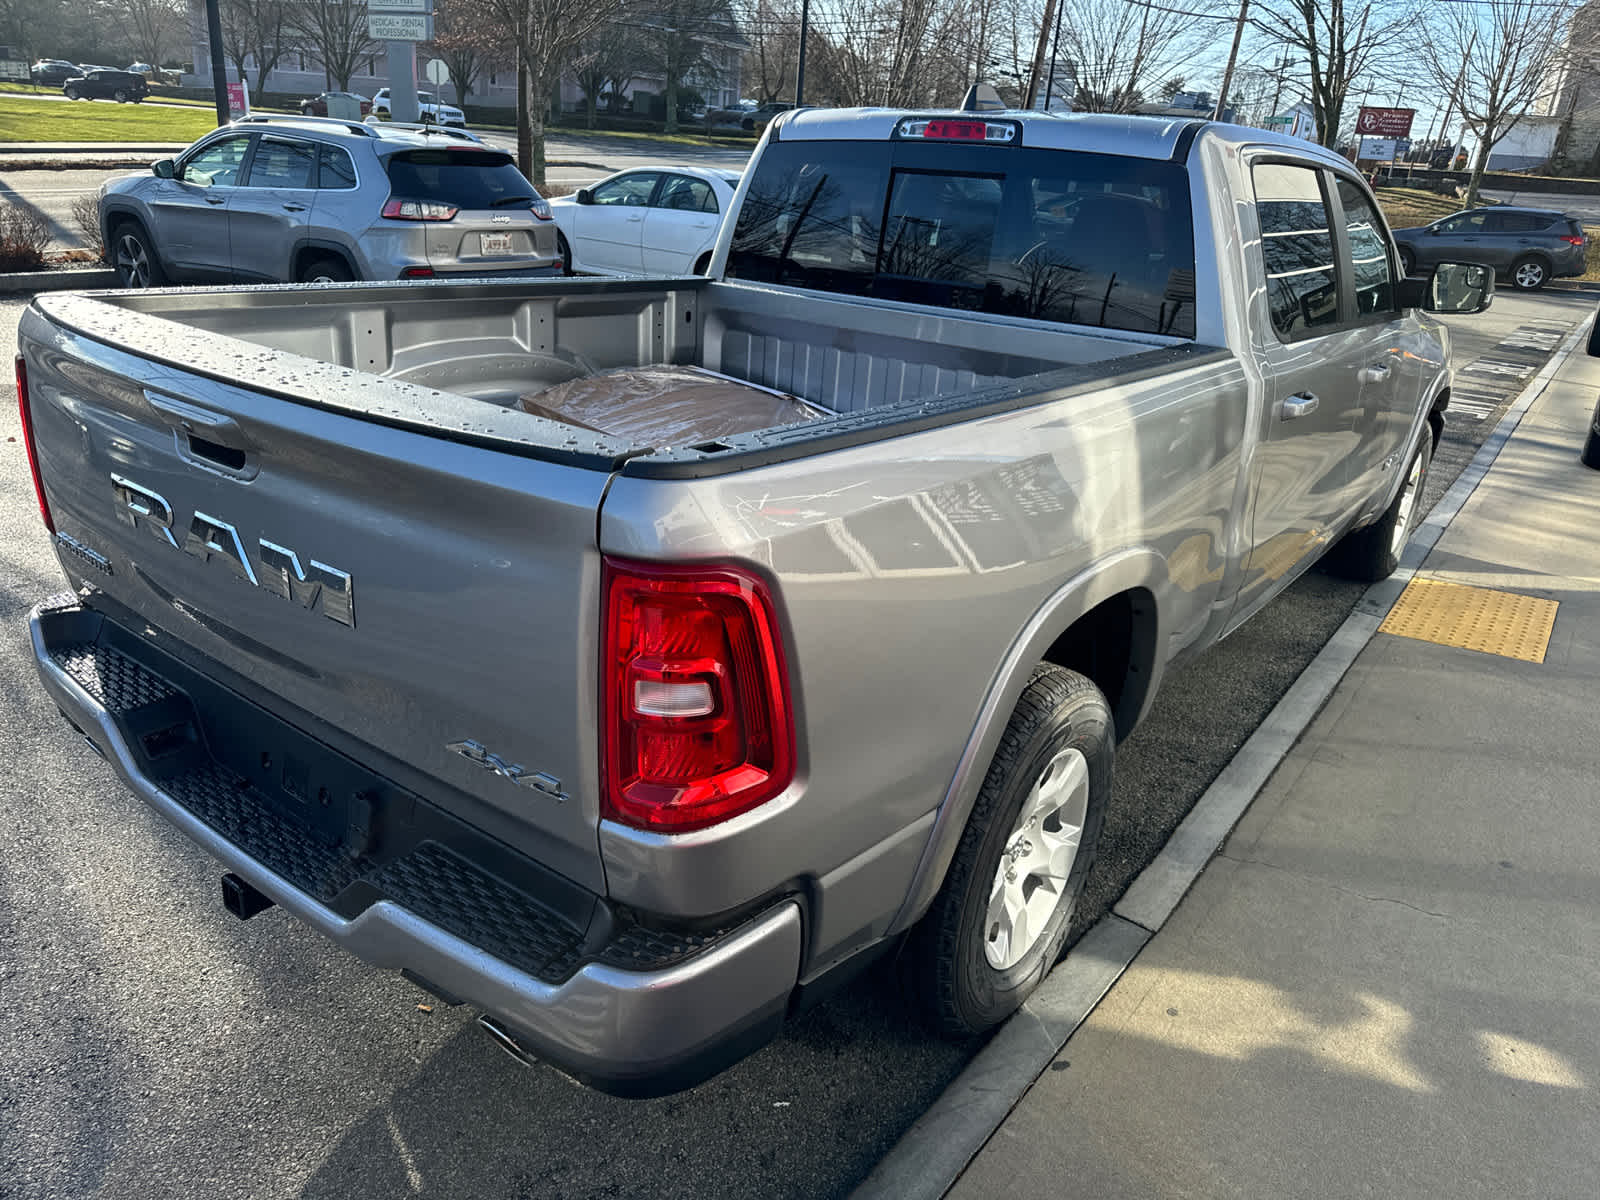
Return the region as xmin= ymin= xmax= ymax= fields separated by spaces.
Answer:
xmin=98 ymin=115 xmax=561 ymax=287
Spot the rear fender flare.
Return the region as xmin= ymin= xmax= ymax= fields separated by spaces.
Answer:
xmin=885 ymin=548 xmax=1170 ymax=937
xmin=292 ymin=238 xmax=362 ymax=282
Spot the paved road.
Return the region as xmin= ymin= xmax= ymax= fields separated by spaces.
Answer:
xmin=0 ymin=135 xmax=753 ymax=253
xmin=0 ymin=289 xmax=1589 ymax=1200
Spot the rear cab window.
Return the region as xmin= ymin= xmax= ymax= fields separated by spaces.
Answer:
xmin=1252 ymin=162 xmax=1340 ymax=338
xmin=726 ymin=139 xmax=1197 ymax=338
xmin=383 ymin=148 xmax=536 ymax=211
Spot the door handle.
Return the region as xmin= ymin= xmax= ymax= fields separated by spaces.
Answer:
xmin=626 ymin=214 xmax=643 ymax=222
xmin=282 ymin=203 xmax=307 ymax=212
xmin=205 ymin=196 xmax=226 ymax=206
xmin=1358 ymin=363 xmax=1392 ymax=384
xmin=1280 ymin=392 xmax=1320 ymax=420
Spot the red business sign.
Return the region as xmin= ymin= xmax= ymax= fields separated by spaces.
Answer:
xmin=1355 ymin=106 xmax=1414 ymax=137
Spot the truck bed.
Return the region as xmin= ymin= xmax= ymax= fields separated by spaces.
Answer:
xmin=35 ymin=276 xmax=1211 ymax=475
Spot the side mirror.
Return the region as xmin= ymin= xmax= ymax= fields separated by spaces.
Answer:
xmin=1415 ymin=261 xmax=1493 ymax=314
xmin=1429 ymin=226 xmax=1441 ymax=236
xmin=575 ymin=187 xmax=593 ymax=205
xmin=151 ymin=158 xmax=176 ymax=179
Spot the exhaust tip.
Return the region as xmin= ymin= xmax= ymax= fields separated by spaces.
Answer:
xmin=478 ymin=1015 xmax=538 ymax=1070
xmin=221 ymin=872 xmax=275 ymax=920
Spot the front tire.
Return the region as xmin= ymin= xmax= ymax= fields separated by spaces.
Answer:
xmin=111 ymin=221 xmax=164 ymax=289
xmin=113 ymin=89 xmax=129 ymax=103
xmin=907 ymin=665 xmax=1112 ymax=1036
xmin=64 ymin=86 xmax=79 ymax=100
xmin=1582 ymin=401 xmax=1600 ymax=469
xmin=1398 ymin=247 xmax=1415 ymax=278
xmin=557 ymin=232 xmax=574 ymax=276
xmin=1329 ymin=425 xmax=1433 ymax=582
xmin=1511 ymin=255 xmax=1549 ymax=291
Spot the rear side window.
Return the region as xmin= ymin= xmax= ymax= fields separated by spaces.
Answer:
xmin=1253 ymin=163 xmax=1339 ymax=339
xmin=318 ymin=144 xmax=357 ymax=189
xmin=658 ymin=175 xmax=716 ymax=213
xmin=244 ymin=138 xmax=316 ymax=189
xmin=1494 ymin=212 xmax=1556 ymax=233
xmin=727 ymin=141 xmax=1196 ymax=337
xmin=384 ymin=149 xmax=535 ymax=210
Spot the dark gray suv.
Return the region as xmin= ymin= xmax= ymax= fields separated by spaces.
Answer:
xmin=1391 ymin=206 xmax=1586 ymax=291
xmin=97 ymin=115 xmax=562 ymax=287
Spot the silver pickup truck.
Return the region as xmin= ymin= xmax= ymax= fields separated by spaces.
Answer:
xmin=18 ymin=108 xmax=1490 ymax=1095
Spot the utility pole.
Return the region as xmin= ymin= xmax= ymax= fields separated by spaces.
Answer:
xmin=1214 ymin=0 xmax=1249 ymax=122
xmin=1025 ymin=0 xmax=1060 ymax=109
xmin=795 ymin=0 xmax=810 ymax=104
xmin=203 ymin=0 xmax=230 ymax=125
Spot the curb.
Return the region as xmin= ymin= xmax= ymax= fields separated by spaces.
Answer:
xmin=0 ymin=268 xmax=117 ymax=293
xmin=851 ymin=314 xmax=1597 ymax=1200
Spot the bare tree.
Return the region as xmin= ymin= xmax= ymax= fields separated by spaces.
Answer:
xmin=1419 ymin=0 xmax=1571 ymax=207
xmin=480 ymin=0 xmax=628 ymax=184
xmin=1055 ymin=0 xmax=1214 ymax=113
xmin=639 ymin=0 xmax=738 ymax=131
xmin=100 ymin=0 xmax=186 ymax=72
xmin=739 ymin=0 xmax=798 ymax=103
xmin=1251 ymin=0 xmax=1416 ymax=147
xmin=220 ymin=0 xmax=294 ymax=95
xmin=427 ymin=0 xmax=501 ymax=107
xmin=572 ymin=23 xmax=646 ymax=126
xmin=286 ymin=0 xmax=376 ymax=91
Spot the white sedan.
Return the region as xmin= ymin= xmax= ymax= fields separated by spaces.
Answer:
xmin=548 ymin=166 xmax=741 ymax=276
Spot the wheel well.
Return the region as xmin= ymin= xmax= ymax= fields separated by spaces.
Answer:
xmin=693 ymin=250 xmax=711 ymax=274
xmin=293 ymin=245 xmax=354 ymax=279
xmin=1040 ymin=589 xmax=1157 ymax=741
xmin=1429 ymin=390 xmax=1448 ymax=447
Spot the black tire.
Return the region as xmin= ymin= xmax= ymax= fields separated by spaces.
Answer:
xmin=1329 ymin=425 xmax=1433 ymax=582
xmin=111 ymin=221 xmax=164 ymax=289
xmin=421 ymin=111 xmax=436 ymax=124
xmin=907 ymin=664 xmax=1112 ymax=1037
xmin=1510 ymin=254 xmax=1550 ymax=291
xmin=1582 ymin=404 xmax=1600 ymax=469
xmin=557 ymin=232 xmax=575 ymax=276
xmin=64 ymin=86 xmax=79 ymax=100
xmin=1398 ymin=247 xmax=1415 ymax=278
xmin=113 ymin=89 xmax=128 ymax=103
xmin=298 ymin=255 xmax=352 ymax=284
xmin=692 ymin=251 xmax=712 ymax=276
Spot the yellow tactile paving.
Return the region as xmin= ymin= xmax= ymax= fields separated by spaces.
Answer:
xmin=1379 ymin=577 xmax=1558 ymax=663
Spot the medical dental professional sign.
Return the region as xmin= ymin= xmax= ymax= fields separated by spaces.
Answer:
xmin=369 ymin=0 xmax=435 ymax=42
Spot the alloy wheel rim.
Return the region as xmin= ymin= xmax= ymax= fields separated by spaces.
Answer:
xmin=1390 ymin=447 xmax=1424 ymax=559
xmin=116 ymin=236 xmax=149 ymax=287
xmin=983 ymin=747 xmax=1089 ymax=971
xmin=1516 ymin=262 xmax=1544 ymax=288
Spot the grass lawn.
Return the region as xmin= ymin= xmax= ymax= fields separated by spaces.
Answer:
xmin=0 ymin=94 xmax=217 ymax=142
xmin=548 ymin=123 xmax=751 ymax=150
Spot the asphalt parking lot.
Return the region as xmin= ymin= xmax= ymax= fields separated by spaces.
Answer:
xmin=0 ymin=286 xmax=1591 ymax=1199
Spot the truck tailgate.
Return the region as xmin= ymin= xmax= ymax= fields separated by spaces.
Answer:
xmin=21 ymin=308 xmax=612 ymax=892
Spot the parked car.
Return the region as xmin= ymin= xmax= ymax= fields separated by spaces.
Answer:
xmin=62 ymin=69 xmax=148 ymax=103
xmin=371 ymin=88 xmax=466 ymax=128
xmin=743 ymin=101 xmax=794 ymax=132
xmin=96 ymin=114 xmax=560 ymax=286
xmin=30 ymin=59 xmax=78 ymax=86
xmin=548 ymin=165 xmax=740 ymax=276
xmin=125 ymin=61 xmax=155 ymax=76
xmin=300 ymin=90 xmax=372 ymax=117
xmin=22 ymin=107 xmax=1491 ymax=1095
xmin=1391 ymin=205 xmax=1586 ymax=291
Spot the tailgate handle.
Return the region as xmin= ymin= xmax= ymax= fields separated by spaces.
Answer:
xmin=146 ymin=391 xmax=255 ymax=475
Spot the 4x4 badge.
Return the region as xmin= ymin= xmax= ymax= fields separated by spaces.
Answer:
xmin=446 ymin=739 xmax=567 ymax=801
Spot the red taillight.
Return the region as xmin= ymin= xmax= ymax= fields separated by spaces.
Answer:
xmin=382 ymin=198 xmax=458 ymax=221
xmin=1561 ymin=234 xmax=1584 ymax=245
xmin=400 ymin=266 xmax=435 ymax=278
xmin=602 ymin=558 xmax=794 ymax=833
xmin=924 ymin=120 xmax=987 ymax=140
xmin=15 ymin=355 xmax=54 ymax=533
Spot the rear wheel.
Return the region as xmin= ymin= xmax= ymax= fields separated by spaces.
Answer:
xmin=1511 ymin=255 xmax=1550 ymax=291
xmin=557 ymin=232 xmax=574 ymax=276
xmin=1329 ymin=425 xmax=1432 ymax=582
xmin=112 ymin=222 xmax=164 ymax=289
xmin=113 ymin=88 xmax=129 ymax=103
xmin=1582 ymin=401 xmax=1600 ymax=469
xmin=906 ymin=664 xmax=1111 ymax=1036
xmin=299 ymin=255 xmax=352 ymax=284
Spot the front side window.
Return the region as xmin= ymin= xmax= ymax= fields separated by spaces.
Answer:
xmin=1254 ymin=162 xmax=1339 ymax=339
xmin=727 ymin=141 xmax=1196 ymax=337
xmin=1335 ymin=178 xmax=1394 ymax=315
xmin=1435 ymin=211 xmax=1488 ymax=234
xmin=180 ymin=137 xmax=251 ymax=188
xmin=591 ymin=172 xmax=660 ymax=206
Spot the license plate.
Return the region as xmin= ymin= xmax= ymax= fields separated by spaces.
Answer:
xmin=480 ymin=232 xmax=514 ymax=255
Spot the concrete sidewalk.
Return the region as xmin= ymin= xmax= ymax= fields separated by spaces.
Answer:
xmin=952 ymin=341 xmax=1600 ymax=1196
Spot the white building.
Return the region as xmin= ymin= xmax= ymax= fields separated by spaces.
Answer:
xmin=182 ymin=1 xmax=744 ymax=116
